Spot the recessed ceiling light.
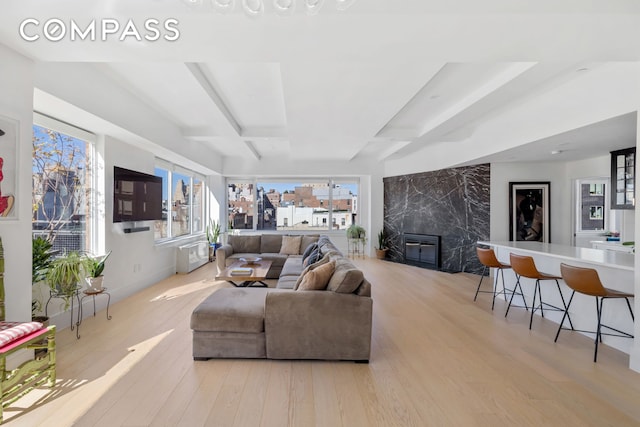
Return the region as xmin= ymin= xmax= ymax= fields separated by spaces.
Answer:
xmin=551 ymin=150 xmax=563 ymax=155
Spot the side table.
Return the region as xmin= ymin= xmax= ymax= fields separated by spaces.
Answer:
xmin=76 ymin=288 xmax=112 ymax=339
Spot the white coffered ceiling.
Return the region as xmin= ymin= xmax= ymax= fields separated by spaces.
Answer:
xmin=1 ymin=0 xmax=639 ymax=171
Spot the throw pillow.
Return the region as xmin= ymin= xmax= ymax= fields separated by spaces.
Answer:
xmin=280 ymin=235 xmax=303 ymax=255
xmin=294 ymin=253 xmax=331 ymax=290
xmin=326 ymin=258 xmax=365 ymax=293
xmin=301 ymin=242 xmax=318 ymax=263
xmin=303 ymin=248 xmax=320 ymax=267
xmin=298 ymin=260 xmax=336 ymax=291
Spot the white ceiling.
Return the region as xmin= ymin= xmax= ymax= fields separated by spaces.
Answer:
xmin=1 ymin=0 xmax=640 ymax=169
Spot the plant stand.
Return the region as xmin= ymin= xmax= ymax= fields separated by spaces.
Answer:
xmin=44 ymin=286 xmax=81 ymax=332
xmin=76 ymin=288 xmax=112 ymax=339
xmin=348 ymin=237 xmax=365 ymax=258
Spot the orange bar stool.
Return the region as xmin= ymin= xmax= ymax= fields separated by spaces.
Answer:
xmin=507 ymin=253 xmax=574 ymax=331
xmin=475 ymin=247 xmax=525 ymax=311
xmin=555 ymin=263 xmax=634 ymax=362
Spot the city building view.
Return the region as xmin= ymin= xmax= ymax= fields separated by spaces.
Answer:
xmin=228 ymin=181 xmax=358 ymax=231
xmin=32 ymin=124 xmax=90 ymax=253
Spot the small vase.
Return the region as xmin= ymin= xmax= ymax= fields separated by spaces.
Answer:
xmin=86 ymin=276 xmax=104 ymax=292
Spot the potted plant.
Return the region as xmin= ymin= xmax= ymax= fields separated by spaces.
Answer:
xmin=32 ymin=236 xmax=54 ymax=323
xmin=346 ymin=224 xmax=366 ymax=257
xmin=46 ymin=251 xmax=92 ymax=309
xmin=346 ymin=224 xmax=366 ymax=240
xmin=85 ymin=251 xmax=111 ymax=292
xmin=207 ymin=219 xmax=221 ymax=261
xmin=375 ymin=229 xmax=389 ymax=260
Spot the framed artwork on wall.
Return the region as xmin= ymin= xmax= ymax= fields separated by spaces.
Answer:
xmin=0 ymin=115 xmax=18 ymax=220
xmin=509 ymin=182 xmax=550 ymax=243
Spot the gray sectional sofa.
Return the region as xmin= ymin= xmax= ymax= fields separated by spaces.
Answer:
xmin=216 ymin=234 xmax=320 ymax=279
xmin=191 ymin=235 xmax=372 ymax=362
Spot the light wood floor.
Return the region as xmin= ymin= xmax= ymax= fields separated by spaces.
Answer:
xmin=6 ymin=258 xmax=640 ymax=426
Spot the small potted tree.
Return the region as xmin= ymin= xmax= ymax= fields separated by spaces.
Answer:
xmin=207 ymin=219 xmax=221 ymax=262
xmin=375 ymin=229 xmax=389 ymax=260
xmin=85 ymin=251 xmax=111 ymax=292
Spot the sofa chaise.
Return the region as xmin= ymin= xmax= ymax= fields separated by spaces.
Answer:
xmin=191 ymin=235 xmax=372 ymax=362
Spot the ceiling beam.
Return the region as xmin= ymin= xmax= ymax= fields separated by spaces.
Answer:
xmin=185 ymin=62 xmax=241 ymax=136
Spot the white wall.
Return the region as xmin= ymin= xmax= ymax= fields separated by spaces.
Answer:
xmin=0 ymin=45 xmax=34 ymax=323
xmin=490 ymin=162 xmax=570 ymax=244
xmin=103 ymin=137 xmax=178 ymax=300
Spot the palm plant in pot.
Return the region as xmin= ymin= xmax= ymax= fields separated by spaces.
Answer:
xmin=85 ymin=251 xmax=111 ymax=292
xmin=32 ymin=236 xmax=55 ymax=323
xmin=206 ymin=219 xmax=221 ymax=262
xmin=46 ymin=251 xmax=92 ymax=309
xmin=376 ymin=229 xmax=389 ymax=260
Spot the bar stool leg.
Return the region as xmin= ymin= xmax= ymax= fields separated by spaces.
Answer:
xmin=594 ymin=297 xmax=604 ymax=362
xmin=491 ymin=268 xmax=500 ymax=310
xmin=554 ymin=290 xmax=575 ymax=342
xmin=474 ymin=265 xmax=487 ymax=302
xmin=500 ymin=269 xmax=510 ymax=302
xmin=626 ymin=297 xmax=635 ymax=321
xmin=529 ymin=280 xmax=540 ymax=330
xmin=555 ymin=279 xmax=574 ymax=330
xmin=505 ymin=275 xmax=520 ymax=317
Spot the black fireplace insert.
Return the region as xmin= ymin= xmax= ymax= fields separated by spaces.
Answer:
xmin=404 ymin=233 xmax=441 ymax=270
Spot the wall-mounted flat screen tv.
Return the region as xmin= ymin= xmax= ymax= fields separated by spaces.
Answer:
xmin=113 ymin=166 xmax=163 ymax=223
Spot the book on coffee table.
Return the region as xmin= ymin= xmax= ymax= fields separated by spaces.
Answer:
xmin=230 ymin=267 xmax=253 ymax=276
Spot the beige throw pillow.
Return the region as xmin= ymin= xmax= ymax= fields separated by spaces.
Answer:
xmin=298 ymin=260 xmax=336 ymax=291
xmin=280 ymin=235 xmax=302 ymax=255
xmin=294 ymin=254 xmax=330 ymax=290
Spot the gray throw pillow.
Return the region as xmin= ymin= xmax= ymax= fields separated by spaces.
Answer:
xmin=301 ymin=243 xmax=318 ymax=263
xmin=304 ymin=248 xmax=320 ymax=267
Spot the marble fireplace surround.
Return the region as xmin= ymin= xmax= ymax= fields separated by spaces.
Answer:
xmin=383 ymin=163 xmax=490 ymax=274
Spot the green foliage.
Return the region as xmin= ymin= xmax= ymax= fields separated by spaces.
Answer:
xmin=87 ymin=251 xmax=111 ymax=278
xmin=46 ymin=251 xmax=92 ymax=304
xmin=347 ymin=224 xmax=366 ymax=239
xmin=377 ymin=229 xmax=388 ymax=250
xmin=207 ymin=219 xmax=221 ymax=244
xmin=32 ymin=236 xmax=54 ymax=283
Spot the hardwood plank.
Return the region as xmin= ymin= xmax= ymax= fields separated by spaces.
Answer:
xmin=5 ymin=259 xmax=640 ymax=427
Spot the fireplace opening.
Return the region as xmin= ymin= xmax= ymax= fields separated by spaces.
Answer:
xmin=404 ymin=233 xmax=441 ymax=270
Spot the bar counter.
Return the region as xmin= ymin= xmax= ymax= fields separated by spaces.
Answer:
xmin=477 ymin=241 xmax=635 ymax=358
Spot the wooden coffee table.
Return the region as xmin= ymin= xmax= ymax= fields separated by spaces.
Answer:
xmin=216 ymin=260 xmax=273 ymax=287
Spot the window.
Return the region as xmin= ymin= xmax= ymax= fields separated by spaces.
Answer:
xmin=32 ymin=121 xmax=94 ymax=254
xmin=192 ymin=177 xmax=204 ymax=234
xmin=154 ymin=160 xmax=205 ymax=241
xmin=154 ymin=167 xmax=169 ymax=239
xmin=172 ymin=171 xmax=190 ymax=237
xmin=228 ymin=181 xmax=255 ymax=230
xmin=229 ymin=179 xmax=359 ymax=232
xmin=330 ymin=181 xmax=358 ymax=231
xmin=579 ymin=182 xmax=606 ymax=231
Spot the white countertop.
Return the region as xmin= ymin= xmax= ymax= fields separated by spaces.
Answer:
xmin=477 ymin=241 xmax=634 ymax=271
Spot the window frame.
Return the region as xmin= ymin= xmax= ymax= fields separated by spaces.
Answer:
xmin=32 ymin=113 xmax=99 ymax=254
xmin=154 ymin=159 xmax=206 ymax=243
